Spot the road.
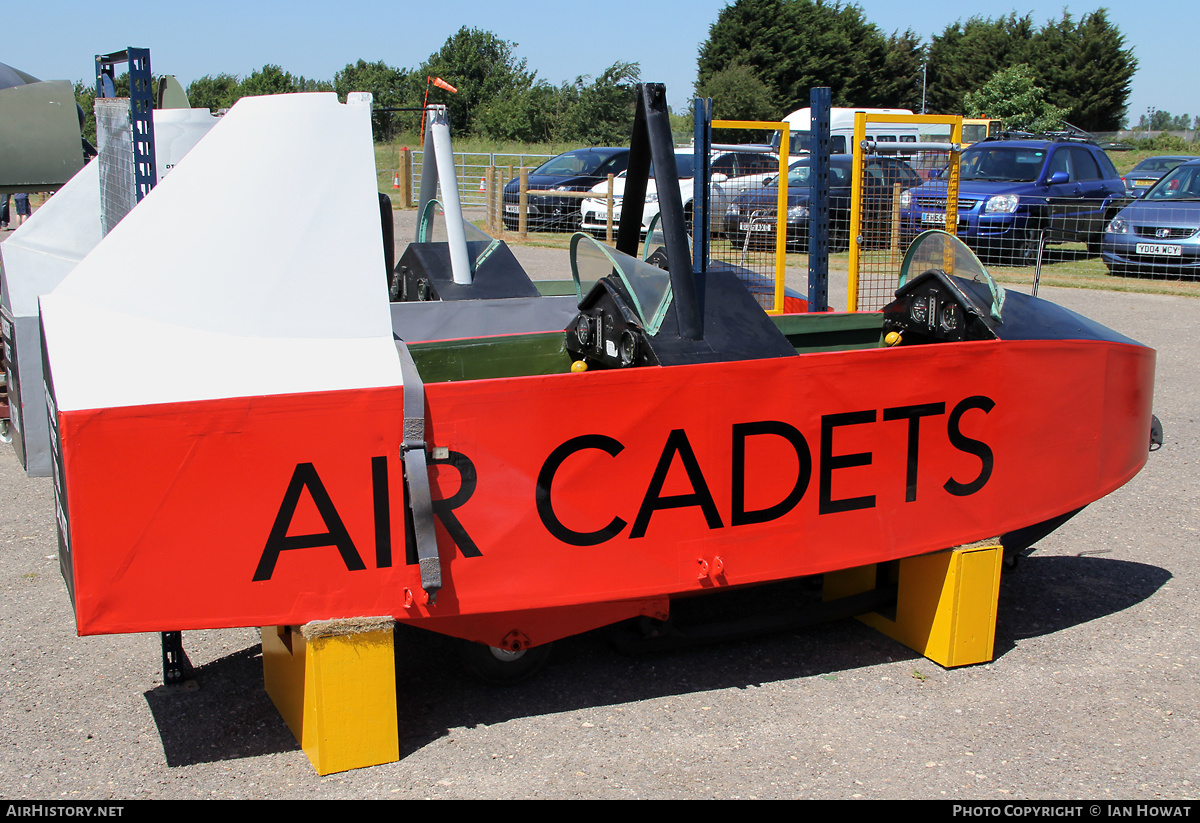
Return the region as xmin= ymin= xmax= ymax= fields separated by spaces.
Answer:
xmin=0 ymin=220 xmax=1195 ymax=799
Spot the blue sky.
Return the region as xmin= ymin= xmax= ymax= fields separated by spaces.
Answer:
xmin=4 ymin=1 xmax=1190 ymax=128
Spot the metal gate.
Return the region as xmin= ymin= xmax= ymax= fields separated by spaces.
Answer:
xmin=707 ymin=119 xmax=791 ymax=313
xmin=848 ymin=113 xmax=962 ymax=311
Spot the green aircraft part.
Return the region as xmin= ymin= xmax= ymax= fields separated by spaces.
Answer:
xmin=0 ymin=75 xmax=85 ymax=194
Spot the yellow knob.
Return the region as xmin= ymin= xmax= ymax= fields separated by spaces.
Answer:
xmin=570 ymin=360 xmax=589 ymax=373
xmin=884 ymin=331 xmax=902 ymax=347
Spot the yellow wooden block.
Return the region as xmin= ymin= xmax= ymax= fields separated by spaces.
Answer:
xmin=262 ymin=621 xmax=399 ymax=774
xmin=823 ymin=562 xmax=878 ymax=601
xmin=824 ymin=545 xmax=1003 ymax=668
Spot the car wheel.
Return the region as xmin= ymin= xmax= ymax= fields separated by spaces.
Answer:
xmin=1006 ymin=225 xmax=1042 ymax=266
xmin=1086 ymin=235 xmax=1104 ymax=256
xmin=458 ymin=640 xmax=552 ymax=686
xmin=0 ymin=418 xmax=10 ymax=446
xmin=785 ymin=225 xmax=809 ymax=253
xmin=829 ymin=227 xmax=850 ymax=253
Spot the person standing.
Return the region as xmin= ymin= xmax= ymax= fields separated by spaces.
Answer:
xmin=1 ymin=193 xmax=9 ymax=229
xmin=13 ymin=192 xmax=30 ymax=227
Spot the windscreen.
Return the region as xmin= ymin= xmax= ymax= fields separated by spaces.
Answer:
xmin=899 ymin=230 xmax=1005 ymax=320
xmin=1145 ymin=164 xmax=1200 ymax=200
xmin=960 ymin=146 xmax=1044 ymax=182
xmin=570 ymin=233 xmax=673 ymax=334
xmin=533 ymin=151 xmax=613 ymax=176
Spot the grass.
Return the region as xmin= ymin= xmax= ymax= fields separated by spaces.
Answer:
xmin=976 ymin=245 xmax=1200 ymax=298
xmin=374 ymin=134 xmax=577 ymax=178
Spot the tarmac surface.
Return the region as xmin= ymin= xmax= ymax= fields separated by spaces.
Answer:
xmin=0 ymin=215 xmax=1196 ymax=799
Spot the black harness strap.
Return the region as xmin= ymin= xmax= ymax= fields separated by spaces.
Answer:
xmin=396 ymin=342 xmax=442 ymax=603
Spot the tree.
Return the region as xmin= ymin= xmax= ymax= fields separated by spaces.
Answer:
xmin=417 ymin=27 xmax=536 ymax=136
xmin=696 ymin=61 xmax=775 ymax=143
xmin=877 ymin=29 xmax=926 ymax=110
xmin=474 ymin=81 xmax=563 ymax=143
xmin=334 ymin=59 xmax=411 ymax=140
xmin=73 ymin=81 xmax=96 ymax=145
xmin=696 ymin=61 xmax=775 ymax=122
xmin=1035 ymin=9 xmax=1136 ymax=131
xmin=1139 ymin=111 xmax=1194 ymax=132
xmin=561 ymin=62 xmax=640 ymax=146
xmin=963 ymin=64 xmax=1064 ymax=133
xmin=697 ymin=0 xmax=892 ymax=115
xmin=186 ymin=73 xmax=241 ymax=113
xmin=239 ymin=64 xmax=302 ymax=97
xmin=926 ymin=13 xmax=1036 ymax=116
xmin=928 ymin=10 xmax=1135 ymax=132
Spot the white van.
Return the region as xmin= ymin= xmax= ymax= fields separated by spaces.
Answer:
xmin=775 ymin=107 xmax=919 ymax=155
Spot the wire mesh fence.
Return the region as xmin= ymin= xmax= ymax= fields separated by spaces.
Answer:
xmin=849 ymin=150 xmax=936 ymax=311
xmin=381 ymin=151 xmax=553 ymax=210
xmin=380 ymin=143 xmax=1200 ymax=309
xmin=708 ymin=195 xmax=786 ymax=313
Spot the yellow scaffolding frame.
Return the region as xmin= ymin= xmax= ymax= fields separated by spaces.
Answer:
xmin=711 ymin=119 xmax=790 ymax=314
xmin=847 ymin=113 xmax=963 ymax=312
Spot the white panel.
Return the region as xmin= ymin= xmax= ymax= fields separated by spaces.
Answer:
xmin=41 ymin=93 xmax=401 ymax=411
xmin=153 ymin=108 xmax=220 ymax=182
xmin=0 ymin=160 xmax=102 ymax=317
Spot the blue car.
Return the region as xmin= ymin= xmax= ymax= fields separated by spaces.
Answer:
xmin=502 ymin=147 xmax=630 ymax=231
xmin=1102 ymin=159 xmax=1200 ymax=278
xmin=899 ymin=137 xmax=1126 ymax=264
xmin=1122 ymin=155 xmax=1200 ymax=197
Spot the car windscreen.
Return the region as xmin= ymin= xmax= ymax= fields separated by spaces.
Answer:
xmin=776 ymin=159 xmax=851 ymax=187
xmin=647 ymin=154 xmax=696 ymax=179
xmin=1145 ymin=164 xmax=1200 ymax=200
xmin=960 ymin=146 xmax=1044 ymax=182
xmin=533 ymin=151 xmax=618 ymax=176
xmin=1134 ymin=157 xmax=1195 ymax=174
xmin=783 ymin=131 xmax=847 ymax=154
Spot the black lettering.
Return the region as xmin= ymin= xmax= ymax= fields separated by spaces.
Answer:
xmin=731 ymin=420 xmax=812 ymax=526
xmin=427 ymin=450 xmax=481 ymax=558
xmin=819 ymin=410 xmax=877 ymax=514
xmin=372 ymin=455 xmax=392 ymax=568
xmin=254 ymin=462 xmax=366 ymax=581
xmin=536 ymin=435 xmax=628 ymax=546
xmin=631 ymin=429 xmax=723 ymax=538
xmin=883 ymin=403 xmax=946 ymax=502
xmin=944 ymin=395 xmax=995 ymax=496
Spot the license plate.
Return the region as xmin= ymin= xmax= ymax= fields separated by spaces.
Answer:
xmin=505 ymin=205 xmax=519 ymax=214
xmin=921 ymin=212 xmax=946 ymax=225
xmin=738 ymin=222 xmax=773 ymax=232
xmin=1133 ymin=179 xmax=1153 ymax=187
xmin=1136 ymin=243 xmax=1182 ymax=256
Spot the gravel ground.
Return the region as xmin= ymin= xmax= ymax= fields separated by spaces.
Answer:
xmin=0 ymin=218 xmax=1196 ymax=800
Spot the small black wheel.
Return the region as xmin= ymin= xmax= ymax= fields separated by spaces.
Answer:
xmin=459 ymin=641 xmax=552 ymax=686
xmin=1006 ymin=225 xmax=1042 ymax=265
xmin=828 ymin=227 xmax=850 ymax=253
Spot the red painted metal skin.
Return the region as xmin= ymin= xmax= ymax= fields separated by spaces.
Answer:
xmin=56 ymin=334 xmax=1154 ymax=645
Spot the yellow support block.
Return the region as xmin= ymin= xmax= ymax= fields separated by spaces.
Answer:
xmin=262 ymin=619 xmax=399 ymax=775
xmin=825 ymin=544 xmax=1003 ymax=668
